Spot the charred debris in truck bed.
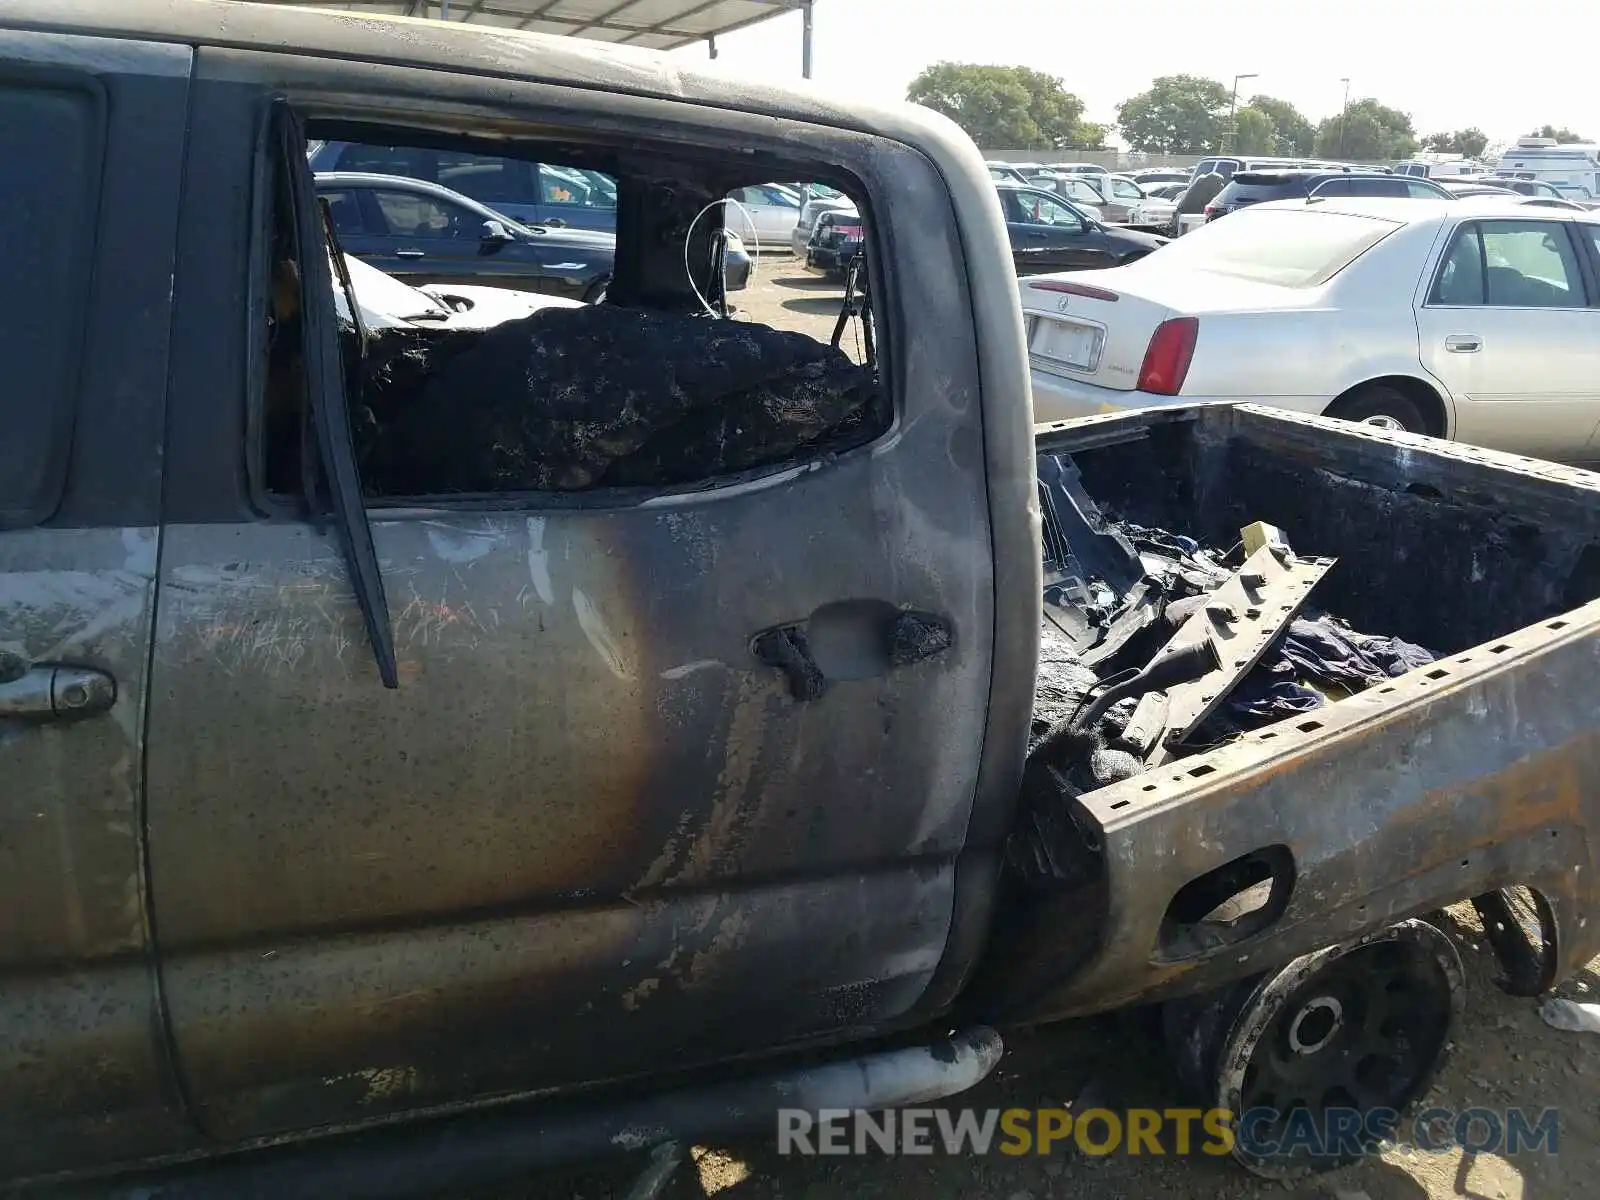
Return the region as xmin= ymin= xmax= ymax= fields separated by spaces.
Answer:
xmin=1012 ymin=452 xmax=1440 ymax=893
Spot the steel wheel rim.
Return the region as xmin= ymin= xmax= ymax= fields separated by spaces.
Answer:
xmin=1218 ymin=921 xmax=1463 ymax=1177
xmin=1360 ymin=414 xmax=1407 ymax=432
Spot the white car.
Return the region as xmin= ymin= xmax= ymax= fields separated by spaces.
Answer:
xmin=334 ymin=253 xmax=582 ymax=331
xmin=726 ymin=182 xmax=803 ymax=249
xmin=1023 ymin=198 xmax=1600 ymax=461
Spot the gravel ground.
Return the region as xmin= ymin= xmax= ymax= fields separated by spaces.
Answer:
xmin=468 ymin=912 xmax=1597 ymax=1200
xmin=467 ymin=262 xmax=1600 ymax=1200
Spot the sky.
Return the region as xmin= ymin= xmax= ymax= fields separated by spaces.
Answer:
xmin=670 ymin=0 xmax=1594 ymax=147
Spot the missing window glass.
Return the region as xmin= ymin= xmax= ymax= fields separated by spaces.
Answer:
xmin=261 ymin=129 xmax=888 ymax=503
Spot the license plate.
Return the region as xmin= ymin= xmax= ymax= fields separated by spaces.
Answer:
xmin=835 ymin=225 xmax=863 ymax=238
xmin=1030 ymin=318 xmax=1099 ymax=370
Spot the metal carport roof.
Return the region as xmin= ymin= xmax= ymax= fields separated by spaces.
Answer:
xmin=262 ymin=0 xmax=813 ymax=55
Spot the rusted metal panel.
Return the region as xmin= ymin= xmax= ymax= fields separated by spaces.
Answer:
xmin=999 ymin=406 xmax=1600 ymax=1023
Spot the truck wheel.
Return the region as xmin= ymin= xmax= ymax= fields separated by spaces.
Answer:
xmin=1325 ymin=385 xmax=1429 ymax=434
xmin=1161 ymin=919 xmax=1463 ymax=1178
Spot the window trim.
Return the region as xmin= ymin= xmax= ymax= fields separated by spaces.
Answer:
xmin=0 ymin=66 xmax=109 ymax=530
xmin=1424 ymin=218 xmax=1594 ymax=310
xmin=252 ymin=109 xmax=894 ymax=516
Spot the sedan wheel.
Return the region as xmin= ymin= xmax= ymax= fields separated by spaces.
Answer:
xmin=1325 ymin=384 xmax=1432 ymax=437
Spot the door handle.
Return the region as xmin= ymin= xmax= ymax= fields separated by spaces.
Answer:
xmin=0 ymin=657 xmax=117 ymax=721
xmin=751 ymin=607 xmax=954 ymax=701
xmin=1444 ymin=334 xmax=1482 ymax=353
xmin=394 ymin=249 xmax=426 ymax=259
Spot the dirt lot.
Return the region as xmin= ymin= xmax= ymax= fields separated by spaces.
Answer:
xmin=473 ymin=263 xmax=1600 ymax=1200
xmin=472 ymin=904 xmax=1596 ymax=1200
xmin=733 ymin=259 xmax=865 ymax=354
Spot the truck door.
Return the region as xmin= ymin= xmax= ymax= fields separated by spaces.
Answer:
xmin=144 ymin=54 xmax=1016 ymax=1146
xmin=0 ymin=30 xmax=193 ymax=1178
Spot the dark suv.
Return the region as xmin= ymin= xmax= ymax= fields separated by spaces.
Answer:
xmin=1206 ymin=170 xmax=1452 ymax=220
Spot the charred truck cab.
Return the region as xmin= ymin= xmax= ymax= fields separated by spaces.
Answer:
xmin=2 ymin=2 xmax=1600 ymax=1195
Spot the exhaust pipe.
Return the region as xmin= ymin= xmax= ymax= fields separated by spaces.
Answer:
xmin=54 ymin=1029 xmax=1003 ymax=1200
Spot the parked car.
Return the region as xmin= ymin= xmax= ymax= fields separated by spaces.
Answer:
xmin=1063 ymin=173 xmax=1151 ymax=224
xmin=12 ymin=4 xmax=1600 ymax=1196
xmin=1129 ymin=169 xmax=1192 ymax=186
xmin=1395 ymin=157 xmax=1484 ymax=179
xmin=1188 ymin=155 xmax=1306 ymax=181
xmin=791 ymin=192 xmax=857 ymax=255
xmin=1046 ymin=161 xmax=1109 ymax=176
xmin=996 ymin=182 xmax=1165 ymax=274
xmin=803 ymin=208 xmax=866 ymax=279
xmin=1440 ymin=181 xmax=1522 ymax=199
xmin=311 ymin=140 xmax=620 ymax=232
xmin=317 ymin=172 xmax=749 ymax=302
xmin=1474 ymin=176 xmax=1573 ymax=201
xmin=1206 ymin=170 xmax=1453 ymax=220
xmin=1023 ymin=198 xmax=1600 ymax=461
xmin=985 ymin=160 xmax=1031 ymax=184
xmin=726 ymin=182 xmax=804 ymax=248
xmin=337 ymin=252 xmax=583 ymax=330
xmin=1493 ymin=136 xmax=1600 ymax=200
xmin=1030 ymin=173 xmax=1107 ymax=221
xmin=1142 ymin=181 xmax=1190 ymax=200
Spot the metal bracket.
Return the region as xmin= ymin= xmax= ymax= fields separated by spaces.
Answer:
xmin=1146 ymin=545 xmax=1335 ymax=766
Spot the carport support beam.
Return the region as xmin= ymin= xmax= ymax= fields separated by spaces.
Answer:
xmin=802 ymin=0 xmax=813 ymax=78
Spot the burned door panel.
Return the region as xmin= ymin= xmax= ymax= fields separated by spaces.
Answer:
xmin=0 ymin=31 xmax=195 ymax=1181
xmin=146 ymin=53 xmax=994 ymax=1143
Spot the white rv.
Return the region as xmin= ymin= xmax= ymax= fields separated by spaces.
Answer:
xmin=1493 ymin=137 xmax=1600 ymax=198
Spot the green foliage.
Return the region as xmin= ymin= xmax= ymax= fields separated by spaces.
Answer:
xmin=1422 ymin=128 xmax=1489 ymax=157
xmin=1115 ymin=74 xmax=1231 ymax=154
xmin=1232 ymin=106 xmax=1277 ymax=154
xmin=1314 ymin=98 xmax=1418 ymax=160
xmin=1526 ymin=125 xmax=1587 ymax=143
xmin=906 ymin=63 xmax=1094 ymax=149
xmin=1247 ymin=95 xmax=1315 ymax=155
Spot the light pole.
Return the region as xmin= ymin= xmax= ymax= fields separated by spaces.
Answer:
xmin=1229 ymin=73 xmax=1257 ymax=152
xmin=1337 ymin=77 xmax=1351 ymax=157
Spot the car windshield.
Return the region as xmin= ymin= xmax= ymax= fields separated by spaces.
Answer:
xmin=1146 ymin=209 xmax=1402 ymax=286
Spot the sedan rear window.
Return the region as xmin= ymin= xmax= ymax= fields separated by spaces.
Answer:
xmin=1147 ymin=209 xmax=1402 ymax=286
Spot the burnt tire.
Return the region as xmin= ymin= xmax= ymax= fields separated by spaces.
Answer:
xmin=1161 ymin=919 xmax=1463 ymax=1179
xmin=1325 ymin=384 xmax=1431 ymax=435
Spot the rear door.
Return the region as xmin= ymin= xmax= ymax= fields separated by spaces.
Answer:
xmin=0 ymin=28 xmax=194 ymax=1177
xmin=145 ymin=51 xmax=1006 ymax=1145
xmin=1417 ymin=217 xmax=1600 ymax=458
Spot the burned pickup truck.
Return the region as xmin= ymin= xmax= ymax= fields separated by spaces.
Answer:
xmin=2 ymin=2 xmax=1599 ymax=1196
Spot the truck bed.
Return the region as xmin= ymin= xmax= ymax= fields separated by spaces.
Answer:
xmin=977 ymin=404 xmax=1600 ymax=1024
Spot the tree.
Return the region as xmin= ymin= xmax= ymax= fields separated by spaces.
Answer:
xmin=1115 ymin=75 xmax=1231 ymax=154
xmin=1314 ymin=97 xmax=1417 ymax=161
xmin=1421 ymin=128 xmax=1489 ymax=157
xmin=1232 ymin=106 xmax=1277 ymax=154
xmin=906 ymin=63 xmax=1092 ymax=149
xmin=1247 ymin=95 xmax=1315 ymax=156
xmin=1526 ymin=124 xmax=1586 ymax=143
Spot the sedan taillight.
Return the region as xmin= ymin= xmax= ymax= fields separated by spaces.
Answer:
xmin=1137 ymin=317 xmax=1199 ymax=395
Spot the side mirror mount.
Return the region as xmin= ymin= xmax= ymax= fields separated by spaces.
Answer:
xmin=480 ymin=219 xmax=516 ymax=253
